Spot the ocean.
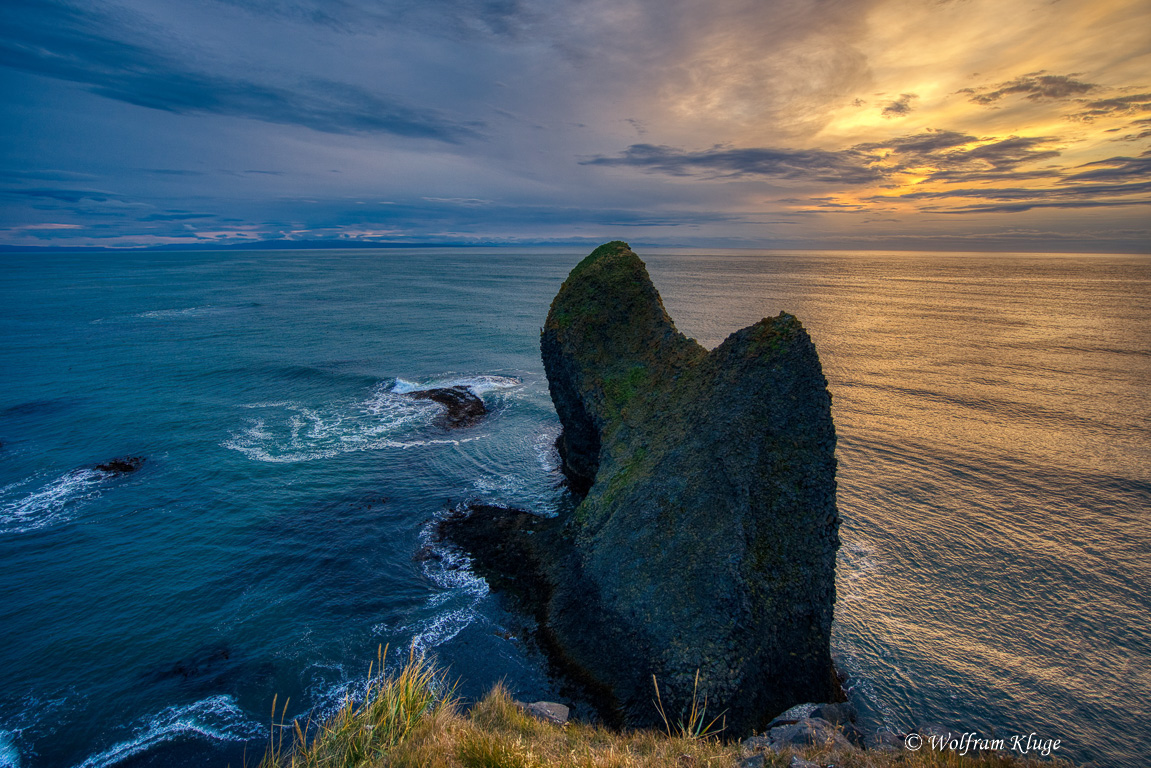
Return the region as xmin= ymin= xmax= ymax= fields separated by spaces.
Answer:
xmin=0 ymin=247 xmax=1147 ymax=768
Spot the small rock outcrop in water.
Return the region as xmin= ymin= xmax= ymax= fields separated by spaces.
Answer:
xmin=446 ymin=242 xmax=840 ymax=734
xmin=94 ymin=456 xmax=145 ymax=474
xmin=407 ymin=386 xmax=487 ymax=428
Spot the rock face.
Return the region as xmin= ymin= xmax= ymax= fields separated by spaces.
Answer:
xmin=540 ymin=242 xmax=840 ymax=732
xmin=446 ymin=241 xmax=840 ymax=735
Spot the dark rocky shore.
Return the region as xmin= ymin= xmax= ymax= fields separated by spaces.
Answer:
xmin=441 ymin=242 xmax=842 ymax=736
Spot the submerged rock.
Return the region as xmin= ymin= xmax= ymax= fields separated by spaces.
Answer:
xmin=94 ymin=456 xmax=145 ymax=474
xmin=448 ymin=242 xmax=840 ymax=734
xmin=407 ymin=386 xmax=487 ymax=428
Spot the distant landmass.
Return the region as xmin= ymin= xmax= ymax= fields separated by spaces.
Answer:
xmin=0 ymin=238 xmax=634 ymax=253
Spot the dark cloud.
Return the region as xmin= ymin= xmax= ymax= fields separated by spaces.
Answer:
xmin=581 ymin=143 xmax=883 ymax=184
xmin=867 ymin=169 xmax=1151 ymax=214
xmin=1069 ymin=93 xmax=1151 ymax=121
xmin=584 ymin=131 xmax=1065 ymax=188
xmin=958 ymin=136 xmax=1062 ymax=170
xmin=855 ymin=130 xmax=976 ymax=154
xmin=0 ymin=0 xmax=479 ymax=140
xmin=881 ymin=93 xmax=918 ymax=117
xmin=140 ymin=169 xmax=205 ymax=176
xmin=0 ymin=187 xmax=122 ymax=203
xmin=1067 ymin=155 xmax=1151 ymax=182
xmin=870 ymin=180 xmax=1151 ymax=203
xmin=963 ymin=71 xmax=1098 ymax=104
xmin=919 ymin=169 xmax=1060 ymax=183
xmin=322 ymin=198 xmax=744 ymax=229
xmin=139 ymin=212 xmax=218 ymax=221
xmin=212 ymin=0 xmax=534 ymax=39
xmin=931 ymin=199 xmax=1149 ymax=214
xmin=855 ymin=132 xmax=1062 ymax=180
xmin=1 ymin=169 xmax=99 ymax=181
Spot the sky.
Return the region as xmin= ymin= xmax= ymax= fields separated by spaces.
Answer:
xmin=2 ymin=0 xmax=1149 ymax=252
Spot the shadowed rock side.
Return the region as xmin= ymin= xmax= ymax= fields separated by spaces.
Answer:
xmin=450 ymin=241 xmax=840 ymax=735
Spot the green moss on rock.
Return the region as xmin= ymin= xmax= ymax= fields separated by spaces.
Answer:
xmin=538 ymin=242 xmax=841 ymax=735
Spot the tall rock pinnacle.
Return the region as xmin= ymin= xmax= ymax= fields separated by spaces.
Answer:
xmin=539 ymin=241 xmax=841 ymax=732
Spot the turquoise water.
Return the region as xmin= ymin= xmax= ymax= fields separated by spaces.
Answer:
xmin=0 ymin=248 xmax=1147 ymax=767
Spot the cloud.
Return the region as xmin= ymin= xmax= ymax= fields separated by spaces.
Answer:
xmin=1069 ymin=92 xmax=1151 ymax=121
xmin=881 ymin=93 xmax=919 ymax=118
xmin=962 ymin=71 xmax=1098 ymax=105
xmin=854 ymin=130 xmax=976 ymax=154
xmin=856 ymin=132 xmax=1063 ymax=181
xmin=581 ymin=143 xmax=883 ymax=184
xmin=931 ymin=199 xmax=1150 ymax=214
xmin=0 ymin=0 xmax=479 ymax=140
xmin=866 ymin=170 xmax=1151 ymax=213
xmin=0 ymin=187 xmax=123 ymax=203
xmin=871 ymin=180 xmax=1151 ymax=203
xmin=1066 ymin=155 xmax=1151 ymax=182
xmin=583 ymin=130 xmax=1068 ymax=189
xmin=211 ymin=0 xmax=536 ymax=39
xmin=422 ymin=197 xmax=494 ymax=206
xmin=139 ymin=212 xmax=218 ymax=221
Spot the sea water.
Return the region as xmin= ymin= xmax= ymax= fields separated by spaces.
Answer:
xmin=0 ymin=248 xmax=1147 ymax=767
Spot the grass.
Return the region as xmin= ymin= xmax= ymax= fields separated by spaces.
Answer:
xmin=255 ymin=652 xmax=1075 ymax=768
xmin=257 ymin=645 xmax=451 ymax=768
xmin=652 ymin=671 xmax=726 ymax=741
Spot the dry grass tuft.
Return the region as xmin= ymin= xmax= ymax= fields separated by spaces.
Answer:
xmin=258 ymin=645 xmax=452 ymax=768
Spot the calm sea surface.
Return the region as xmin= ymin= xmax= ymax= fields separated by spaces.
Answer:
xmin=0 ymin=248 xmax=1147 ymax=768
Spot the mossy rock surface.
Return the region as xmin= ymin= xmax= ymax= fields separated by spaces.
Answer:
xmin=455 ymin=242 xmax=840 ymax=735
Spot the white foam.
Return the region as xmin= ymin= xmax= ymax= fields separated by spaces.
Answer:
xmin=224 ymin=378 xmax=520 ymax=463
xmin=408 ymin=606 xmax=481 ymax=655
xmin=224 ymin=388 xmax=481 ymax=463
xmin=450 ymin=375 xmax=522 ymax=395
xmin=134 ymin=307 xmax=215 ymax=319
xmin=0 ymin=469 xmax=107 ymax=535
xmin=72 ymin=695 xmax=262 ymax=768
xmin=533 ymin=426 xmax=561 ymax=473
xmin=385 ymin=514 xmax=495 ymax=656
xmin=389 ymin=374 xmax=522 ymax=396
xmin=389 ymin=378 xmax=422 ymax=394
xmin=473 ymin=474 xmax=529 ymax=495
xmin=0 ymin=730 xmax=20 ymax=768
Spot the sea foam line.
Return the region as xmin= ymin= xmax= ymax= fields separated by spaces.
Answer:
xmin=0 ymin=469 xmax=110 ymax=535
xmin=389 ymin=374 xmax=521 ymax=396
xmin=384 ymin=513 xmax=493 ymax=656
xmin=224 ymin=374 xmax=516 ymax=464
xmin=72 ymin=695 xmax=262 ymax=768
xmin=0 ymin=730 xmax=20 ymax=768
xmin=133 ymin=306 xmax=216 ymax=319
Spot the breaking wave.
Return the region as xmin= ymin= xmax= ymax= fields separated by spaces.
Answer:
xmin=0 ymin=466 xmax=130 ymax=535
xmin=224 ymin=375 xmax=520 ymax=463
xmin=73 ymin=696 xmax=262 ymax=768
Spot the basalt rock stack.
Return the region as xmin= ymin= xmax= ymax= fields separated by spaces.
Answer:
xmin=450 ymin=241 xmax=841 ymax=734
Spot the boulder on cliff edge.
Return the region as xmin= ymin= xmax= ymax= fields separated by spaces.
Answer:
xmin=538 ymin=241 xmax=841 ymax=733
